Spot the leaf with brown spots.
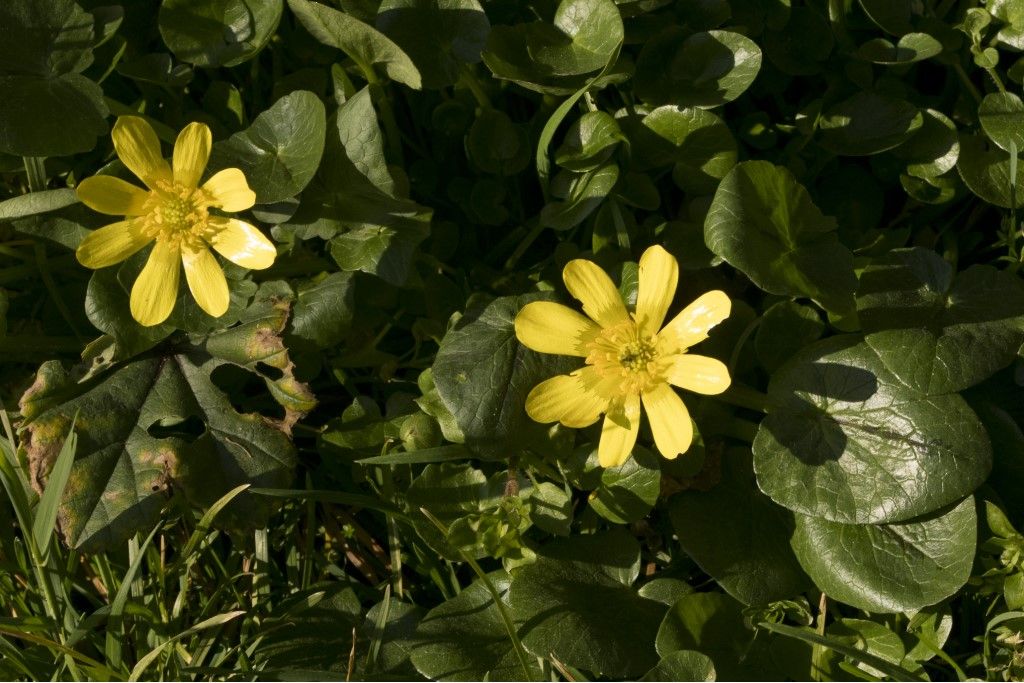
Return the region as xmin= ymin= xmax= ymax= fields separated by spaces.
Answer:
xmin=19 ymin=282 xmax=315 ymax=551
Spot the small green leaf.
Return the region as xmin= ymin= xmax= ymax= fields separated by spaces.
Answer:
xmin=541 ymin=163 xmax=620 ymax=230
xmin=208 ymin=90 xmax=326 ymax=204
xmin=957 ymin=133 xmax=1024 ymax=208
xmin=159 ymin=0 xmax=283 ymax=67
xmin=818 ymin=91 xmax=924 ymax=156
xmin=855 ymin=33 xmax=942 ymax=64
xmin=555 ymin=111 xmax=624 ymax=172
xmin=635 ymin=28 xmax=762 ymax=108
xmin=656 ymin=592 xmax=751 ymax=679
xmin=753 ymin=335 xmax=991 ymax=524
xmin=481 ymin=0 xmax=623 ymax=94
xmin=629 ymin=106 xmax=737 ymax=195
xmin=892 ymin=109 xmax=959 ymax=179
xmin=589 ymin=444 xmax=660 ymax=524
xmin=705 ymin=161 xmax=857 ymax=316
xmin=791 ymin=496 xmax=977 ymax=613
xmin=288 ymin=0 xmax=422 ymax=89
xmin=979 ymin=91 xmax=1024 ymax=154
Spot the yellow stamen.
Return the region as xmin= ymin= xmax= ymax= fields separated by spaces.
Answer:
xmin=141 ymin=180 xmax=214 ymax=250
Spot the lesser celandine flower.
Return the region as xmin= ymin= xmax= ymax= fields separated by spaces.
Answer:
xmin=515 ymin=245 xmax=731 ymax=467
xmin=75 ymin=116 xmax=277 ymax=326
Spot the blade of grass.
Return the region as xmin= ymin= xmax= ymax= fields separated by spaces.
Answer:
xmin=31 ymin=412 xmax=78 ymax=561
xmin=105 ymin=522 xmax=162 ymax=672
xmin=356 ymin=444 xmax=469 ymax=465
xmin=127 ymin=611 xmax=245 ymax=682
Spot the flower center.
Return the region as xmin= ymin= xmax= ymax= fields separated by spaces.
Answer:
xmin=585 ymin=320 xmax=664 ymax=395
xmin=141 ymin=181 xmax=213 ymax=250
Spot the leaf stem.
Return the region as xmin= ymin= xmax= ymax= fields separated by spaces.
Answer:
xmin=505 ymin=220 xmax=545 ymax=270
xmin=459 ymin=65 xmax=492 ymax=110
xmin=715 ymin=384 xmax=772 ymax=414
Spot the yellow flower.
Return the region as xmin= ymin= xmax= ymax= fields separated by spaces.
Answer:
xmin=75 ymin=116 xmax=277 ymax=327
xmin=515 ymin=245 xmax=732 ymax=468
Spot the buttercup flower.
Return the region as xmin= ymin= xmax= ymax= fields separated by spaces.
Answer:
xmin=515 ymin=245 xmax=731 ymax=467
xmin=75 ymin=116 xmax=277 ymax=326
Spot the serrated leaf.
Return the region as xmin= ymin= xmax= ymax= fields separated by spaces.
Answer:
xmin=791 ymin=496 xmax=976 ymax=613
xmin=753 ymin=335 xmax=991 ymax=524
xmin=20 ymin=289 xmax=314 ymax=550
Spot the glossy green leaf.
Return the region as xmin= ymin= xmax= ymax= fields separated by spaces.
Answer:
xmin=818 ymin=91 xmax=924 ymax=156
xmin=979 ymin=91 xmax=1024 ymax=154
xmin=630 ymin=106 xmax=737 ymax=195
xmin=432 ymin=294 xmax=577 ymax=458
xmin=892 ymin=108 xmax=959 ymax=179
xmin=753 ymin=335 xmax=991 ymax=524
xmin=288 ymin=0 xmax=421 ymax=89
xmin=0 ymin=0 xmax=108 ymax=156
xmin=635 ymin=28 xmax=762 ymax=108
xmin=410 ymin=572 xmax=541 ymax=681
xmin=855 ymin=33 xmax=942 ymax=64
xmin=957 ymin=133 xmax=1024 ymax=208
xmin=792 ymin=496 xmax=977 ymax=613
xmin=705 ymin=161 xmax=857 ymax=316
xmin=509 ymin=556 xmax=665 ymax=677
xmin=589 ymin=444 xmax=660 ymax=524
xmin=208 ymin=90 xmax=326 ymax=204
xmin=481 ymin=0 xmax=623 ymax=94
xmin=541 ymin=164 xmax=620 ymax=230
xmin=159 ymin=0 xmax=283 ymax=67
xmin=857 ymin=247 xmax=1024 ymax=394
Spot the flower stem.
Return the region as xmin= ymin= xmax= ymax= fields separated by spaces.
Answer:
xmin=715 ymin=384 xmax=772 ymax=414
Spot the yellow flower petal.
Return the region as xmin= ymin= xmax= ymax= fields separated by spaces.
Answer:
xmin=183 ymin=246 xmax=229 ymax=318
xmin=208 ymin=218 xmax=276 ymax=269
xmin=563 ymin=258 xmax=630 ymax=328
xmin=130 ymin=241 xmax=180 ymax=326
xmin=515 ymin=301 xmax=601 ymax=357
xmin=172 ymin=121 xmax=212 ymax=189
xmin=75 ymin=221 xmax=151 ymax=269
xmin=635 ymin=245 xmax=679 ymax=338
xmin=112 ymin=116 xmax=171 ymax=189
xmin=657 ymin=290 xmax=731 ymax=353
xmin=641 ymin=383 xmax=693 ymax=459
xmin=76 ymin=176 xmax=150 ymax=216
xmin=202 ymin=168 xmax=256 ymax=212
xmin=664 ymin=354 xmax=731 ymax=395
xmin=598 ymin=393 xmax=641 ymax=468
xmin=525 ymin=367 xmax=609 ymax=428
